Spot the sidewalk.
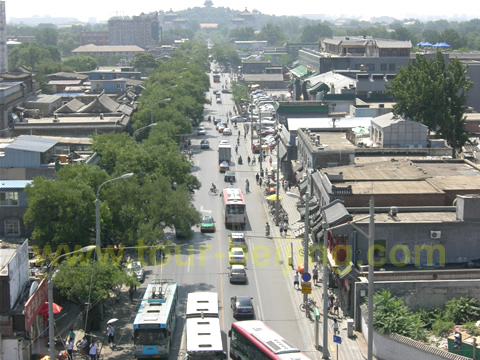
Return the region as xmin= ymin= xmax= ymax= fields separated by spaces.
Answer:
xmin=244 ymin=127 xmax=372 ymax=360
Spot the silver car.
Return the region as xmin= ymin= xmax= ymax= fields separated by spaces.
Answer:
xmin=229 ymin=265 xmax=247 ymax=284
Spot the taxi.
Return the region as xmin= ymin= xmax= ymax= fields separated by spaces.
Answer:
xmin=228 ymin=233 xmax=247 ymax=251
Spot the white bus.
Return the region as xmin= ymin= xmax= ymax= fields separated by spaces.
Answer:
xmin=185 ymin=292 xmax=226 ymax=360
xmin=221 ymin=188 xmax=247 ymax=228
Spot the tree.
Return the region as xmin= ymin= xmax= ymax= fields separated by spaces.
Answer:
xmin=386 ymin=51 xmax=472 ymax=157
xmin=63 ymin=55 xmax=98 ymax=72
xmin=300 ymin=23 xmax=333 ymax=43
xmin=130 ymin=53 xmax=158 ymax=70
xmin=36 ymin=26 xmax=58 ymax=46
xmin=372 ymin=289 xmax=427 ymax=341
xmin=229 ymin=27 xmax=255 ymax=41
xmin=257 ymin=23 xmax=285 ymax=46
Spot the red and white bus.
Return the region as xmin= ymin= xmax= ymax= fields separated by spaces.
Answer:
xmin=222 ymin=188 xmax=247 ymax=228
xmin=229 ymin=320 xmax=312 ymax=360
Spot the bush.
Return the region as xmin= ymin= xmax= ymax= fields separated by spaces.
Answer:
xmin=444 ymin=296 xmax=480 ymax=324
xmin=417 ymin=307 xmax=444 ymax=330
xmin=432 ymin=320 xmax=455 ymax=337
xmin=464 ymin=322 xmax=480 ymax=336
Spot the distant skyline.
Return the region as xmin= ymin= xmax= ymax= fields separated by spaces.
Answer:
xmin=4 ymin=0 xmax=477 ymax=23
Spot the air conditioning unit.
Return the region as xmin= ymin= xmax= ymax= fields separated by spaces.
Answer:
xmin=430 ymin=231 xmax=442 ymax=239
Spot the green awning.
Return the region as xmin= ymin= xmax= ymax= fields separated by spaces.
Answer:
xmin=307 ymin=81 xmax=330 ymax=95
xmin=290 ymin=65 xmax=308 ymax=78
xmin=287 ymin=78 xmax=298 ymax=88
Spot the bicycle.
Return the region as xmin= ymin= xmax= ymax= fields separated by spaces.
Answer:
xmin=208 ymin=188 xmax=219 ymax=196
xmin=299 ymin=298 xmax=317 ymax=312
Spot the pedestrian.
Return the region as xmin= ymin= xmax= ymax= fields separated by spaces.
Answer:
xmin=328 ymin=298 xmax=332 ymax=313
xmin=235 ymin=145 xmax=238 ymax=154
xmin=66 ymin=339 xmax=74 ymax=360
xmin=313 ymin=265 xmax=319 ymax=285
xmin=279 ymin=223 xmax=284 ymax=237
xmin=244 ymin=133 xmax=247 ymax=140
xmin=68 ymin=328 xmax=76 ymax=343
xmin=107 ymin=324 xmax=115 ymax=347
xmin=245 ymin=179 xmax=249 ymax=193
xmin=334 ymin=298 xmax=340 ymax=317
xmin=128 ymin=286 xmax=134 ymax=302
xmin=89 ymin=340 xmax=98 ymax=360
xmin=284 ymin=213 xmax=289 ymax=224
xmin=282 ymin=222 xmax=288 ymax=236
xmin=256 ymin=173 xmax=259 ymax=184
xmin=284 ymin=180 xmax=288 ymax=192
xmin=252 ymin=156 xmax=256 ymax=165
xmin=332 ymin=319 xmax=339 ymax=334
xmin=293 ymin=271 xmax=300 ymax=289
xmin=259 ymin=177 xmax=263 ymax=187
xmin=248 ymin=156 xmax=251 ymax=165
xmin=79 ymin=336 xmax=88 ymax=355
xmin=258 ymin=155 xmax=261 ymax=163
xmin=260 ymin=169 xmax=264 ymax=178
xmin=269 ymin=156 xmax=273 ymax=166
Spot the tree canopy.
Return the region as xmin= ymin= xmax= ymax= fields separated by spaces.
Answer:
xmin=386 ymin=51 xmax=472 ymax=156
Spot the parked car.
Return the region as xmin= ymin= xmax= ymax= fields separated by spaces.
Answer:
xmin=231 ymin=116 xmax=248 ymax=122
xmin=200 ymin=216 xmax=216 ymax=233
xmin=229 ymin=265 xmax=247 ymax=284
xmin=228 ymin=247 xmax=247 ymax=265
xmin=200 ymin=139 xmax=210 ymax=149
xmin=126 ymin=261 xmax=145 ymax=282
xmin=231 ymin=296 xmax=255 ymax=318
xmin=222 ymin=88 xmax=232 ymax=93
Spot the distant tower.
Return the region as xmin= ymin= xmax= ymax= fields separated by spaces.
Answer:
xmin=0 ymin=1 xmax=6 ymax=72
xmin=204 ymin=0 xmax=213 ymax=7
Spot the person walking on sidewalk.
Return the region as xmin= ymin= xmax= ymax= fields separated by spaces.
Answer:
xmin=312 ymin=265 xmax=319 ymax=286
xmin=293 ymin=271 xmax=300 ymax=289
xmin=258 ymin=177 xmax=263 ymax=187
xmin=334 ymin=298 xmax=340 ymax=317
xmin=107 ymin=324 xmax=115 ymax=348
xmin=66 ymin=339 xmax=74 ymax=360
xmin=256 ymin=173 xmax=259 ymax=184
xmin=89 ymin=340 xmax=98 ymax=360
xmin=332 ymin=319 xmax=339 ymax=334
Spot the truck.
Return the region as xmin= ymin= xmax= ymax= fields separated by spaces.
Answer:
xmin=218 ymin=144 xmax=232 ymax=164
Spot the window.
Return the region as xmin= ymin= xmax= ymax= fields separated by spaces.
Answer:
xmin=367 ymin=64 xmax=375 ymax=71
xmin=5 ymin=219 xmax=20 ymax=236
xmin=0 ymin=191 xmax=19 ymax=206
xmin=389 ymin=64 xmax=396 ymax=71
xmin=374 ymin=240 xmax=386 ymax=258
xmin=381 ymin=64 xmax=387 ymax=71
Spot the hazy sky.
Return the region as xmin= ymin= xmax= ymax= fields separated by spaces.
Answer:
xmin=4 ymin=0 xmax=476 ymax=22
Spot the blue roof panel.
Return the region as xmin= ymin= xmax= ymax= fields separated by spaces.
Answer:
xmin=0 ymin=180 xmax=33 ymax=189
xmin=6 ymin=136 xmax=58 ymax=152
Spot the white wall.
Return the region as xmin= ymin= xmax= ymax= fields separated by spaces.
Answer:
xmin=8 ymin=240 xmax=29 ymax=310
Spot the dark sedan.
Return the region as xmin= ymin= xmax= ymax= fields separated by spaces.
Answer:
xmin=231 ymin=296 xmax=255 ymax=319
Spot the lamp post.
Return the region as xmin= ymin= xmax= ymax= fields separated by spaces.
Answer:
xmin=133 ymin=123 xmax=157 ymax=137
xmin=274 ymin=129 xmax=281 ymax=226
xmin=95 ymin=173 xmax=134 ymax=256
xmin=48 ymin=246 xmax=96 ymax=360
xmin=286 ymin=185 xmax=310 ymax=306
xmin=150 ymin=96 xmax=173 ymax=124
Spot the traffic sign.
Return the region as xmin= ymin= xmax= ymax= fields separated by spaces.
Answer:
xmin=302 ymin=272 xmax=311 ymax=282
xmin=333 ymin=335 xmax=342 ymax=344
xmin=301 ymin=282 xmax=311 ymax=294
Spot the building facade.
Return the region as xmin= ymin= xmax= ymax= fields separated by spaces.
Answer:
xmin=0 ymin=1 xmax=7 ymax=72
xmin=108 ymin=12 xmax=159 ymax=48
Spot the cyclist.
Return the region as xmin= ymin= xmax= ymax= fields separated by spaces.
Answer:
xmin=210 ymin=183 xmax=217 ymax=193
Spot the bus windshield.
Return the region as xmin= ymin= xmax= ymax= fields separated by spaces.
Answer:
xmin=134 ymin=329 xmax=168 ymax=345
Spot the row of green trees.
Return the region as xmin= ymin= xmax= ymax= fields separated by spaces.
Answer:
xmin=26 ymin=41 xmax=210 ymax=251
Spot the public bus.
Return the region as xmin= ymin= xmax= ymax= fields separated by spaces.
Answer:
xmin=229 ymin=320 xmax=312 ymax=360
xmin=221 ymin=188 xmax=247 ymax=228
xmin=185 ymin=292 xmax=226 ymax=360
xmin=213 ymin=74 xmax=221 ymax=83
xmin=133 ymin=280 xmax=178 ymax=359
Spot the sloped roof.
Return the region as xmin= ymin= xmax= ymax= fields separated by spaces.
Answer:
xmin=55 ymin=99 xmax=86 ymax=113
xmin=376 ymin=40 xmax=412 ymax=48
xmin=72 ymin=45 xmax=145 ymax=53
xmin=290 ymin=65 xmax=309 ymax=78
xmin=371 ymin=112 xmax=426 ymax=129
xmin=6 ymin=135 xmax=58 ymax=152
xmin=322 ymin=199 xmax=353 ymax=227
xmin=79 ymin=93 xmax=119 ymax=113
xmin=48 ymin=72 xmax=89 ymax=81
xmin=306 ymin=71 xmax=356 ymax=94
xmin=117 ymin=104 xmax=134 ymax=115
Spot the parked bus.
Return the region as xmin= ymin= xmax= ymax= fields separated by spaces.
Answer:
xmin=133 ymin=280 xmax=178 ymax=359
xmin=185 ymin=292 xmax=226 ymax=360
xmin=213 ymin=74 xmax=221 ymax=83
xmin=221 ymin=188 xmax=247 ymax=228
xmin=229 ymin=320 xmax=312 ymax=360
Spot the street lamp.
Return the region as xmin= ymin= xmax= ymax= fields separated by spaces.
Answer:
xmin=150 ymin=93 xmax=174 ymax=124
xmin=95 ymin=173 xmax=134 ymax=255
xmin=48 ymin=246 xmax=96 ymax=360
xmin=133 ymin=123 xmax=157 ymax=137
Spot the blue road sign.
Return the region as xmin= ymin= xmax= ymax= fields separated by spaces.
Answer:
xmin=302 ymin=272 xmax=311 ymax=282
xmin=333 ymin=335 xmax=342 ymax=344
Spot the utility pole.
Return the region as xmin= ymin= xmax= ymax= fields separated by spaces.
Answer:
xmin=367 ymin=196 xmax=375 ymax=360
